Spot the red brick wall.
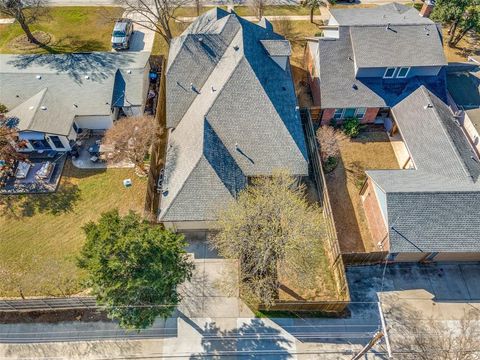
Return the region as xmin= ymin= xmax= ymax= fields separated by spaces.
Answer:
xmin=304 ymin=43 xmax=321 ymax=107
xmin=361 ymin=179 xmax=389 ymax=250
xmin=362 ymin=107 xmax=379 ymax=124
xmin=321 ymin=107 xmax=380 ymax=125
xmin=321 ymin=108 xmax=336 ymax=125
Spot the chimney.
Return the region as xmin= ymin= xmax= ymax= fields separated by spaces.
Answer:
xmin=419 ymin=0 xmax=435 ymax=18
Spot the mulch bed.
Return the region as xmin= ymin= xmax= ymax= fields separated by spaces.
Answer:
xmin=8 ymin=31 xmax=53 ymax=51
xmin=0 ymin=309 xmax=111 ymax=324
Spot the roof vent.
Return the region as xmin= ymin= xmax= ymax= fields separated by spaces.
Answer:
xmin=29 ymin=106 xmax=34 ymax=110
xmin=73 ymin=104 xmax=78 ymax=108
xmin=198 ymin=37 xmax=203 ymax=42
xmin=85 ymin=75 xmax=90 ymax=80
xmin=385 ymin=23 xmax=391 ymax=31
xmin=348 ymin=56 xmax=353 ymax=61
xmin=211 ymin=86 xmax=216 ymax=93
xmin=424 ymin=26 xmax=430 ymax=35
xmin=40 ymin=106 xmax=47 ymax=110
xmin=234 ymin=45 xmax=239 ymax=51
xmin=127 ymin=69 xmax=132 ymax=74
xmin=424 ymin=103 xmax=433 ymax=109
xmin=36 ymin=75 xmax=42 ymax=80
xmin=352 ymin=84 xmax=358 ymax=90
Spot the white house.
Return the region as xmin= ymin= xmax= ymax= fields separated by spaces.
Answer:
xmin=0 ymin=52 xmax=150 ymax=153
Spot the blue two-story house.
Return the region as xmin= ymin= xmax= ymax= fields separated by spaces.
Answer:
xmin=305 ymin=2 xmax=448 ymax=125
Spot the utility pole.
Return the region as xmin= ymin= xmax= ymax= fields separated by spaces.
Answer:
xmin=351 ymin=331 xmax=384 ymax=360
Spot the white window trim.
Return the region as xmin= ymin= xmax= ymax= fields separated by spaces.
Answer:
xmin=333 ymin=108 xmax=367 ymax=120
xmin=396 ymin=67 xmax=410 ymax=78
xmin=355 ymin=107 xmax=367 ymax=119
xmin=383 ymin=67 xmax=396 ymax=79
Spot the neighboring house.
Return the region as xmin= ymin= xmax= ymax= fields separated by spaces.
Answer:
xmin=447 ymin=62 xmax=480 ymax=154
xmin=159 ymin=8 xmax=308 ymax=230
xmin=0 ymin=52 xmax=150 ymax=153
xmin=305 ymin=3 xmax=448 ymax=125
xmin=361 ymin=86 xmax=480 ymax=262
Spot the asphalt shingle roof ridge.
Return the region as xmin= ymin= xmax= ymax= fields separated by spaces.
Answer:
xmin=419 ymin=86 xmax=475 ymax=183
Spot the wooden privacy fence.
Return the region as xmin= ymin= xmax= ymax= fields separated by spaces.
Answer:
xmin=259 ymin=300 xmax=349 ymax=314
xmin=144 ymin=56 xmax=167 ymax=220
xmin=300 ymin=108 xmax=349 ymax=301
xmin=0 ymin=297 xmax=96 ymax=312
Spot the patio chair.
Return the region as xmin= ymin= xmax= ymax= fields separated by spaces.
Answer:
xmin=15 ymin=161 xmax=31 ymax=179
xmin=36 ymin=161 xmax=55 ymax=180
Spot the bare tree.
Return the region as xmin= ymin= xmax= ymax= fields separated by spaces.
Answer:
xmin=248 ymin=0 xmax=268 ymax=20
xmin=103 ymin=115 xmax=161 ymax=175
xmin=194 ymin=0 xmax=202 ymax=16
xmin=316 ymin=125 xmax=347 ymax=163
xmin=209 ymin=169 xmax=333 ymax=308
xmin=0 ymin=0 xmax=47 ymax=44
xmin=117 ymin=0 xmax=190 ymax=44
xmin=389 ymin=307 xmax=480 ymax=360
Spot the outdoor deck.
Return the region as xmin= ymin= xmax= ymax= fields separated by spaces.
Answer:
xmin=0 ymin=153 xmax=67 ymax=195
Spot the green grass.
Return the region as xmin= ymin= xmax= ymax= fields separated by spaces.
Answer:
xmin=0 ymin=6 xmax=124 ymax=54
xmin=0 ymin=163 xmax=147 ymax=297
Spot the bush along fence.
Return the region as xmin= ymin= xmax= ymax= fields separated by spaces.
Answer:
xmin=300 ymin=108 xmax=350 ymax=303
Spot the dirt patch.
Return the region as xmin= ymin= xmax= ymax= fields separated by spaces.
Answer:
xmin=325 ymin=131 xmax=399 ymax=253
xmin=442 ymin=28 xmax=480 ymax=62
xmin=0 ymin=309 xmax=110 ymax=324
xmin=8 ymin=31 xmax=53 ymax=51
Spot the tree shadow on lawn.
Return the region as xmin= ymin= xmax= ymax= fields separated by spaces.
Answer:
xmin=0 ymin=181 xmax=81 ymax=219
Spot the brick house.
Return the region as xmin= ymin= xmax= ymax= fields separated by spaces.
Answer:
xmin=305 ymin=3 xmax=448 ymax=125
xmin=361 ymin=86 xmax=480 ymax=262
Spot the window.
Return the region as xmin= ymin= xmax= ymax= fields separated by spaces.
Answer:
xmin=383 ymin=67 xmax=396 ymax=78
xmin=49 ymin=136 xmax=64 ymax=149
xmin=333 ymin=108 xmax=367 ymax=120
xmin=397 ymin=67 xmax=410 ymax=78
xmin=32 ymin=139 xmax=51 ymax=150
xmin=344 ymin=108 xmax=356 ymax=118
xmin=333 ymin=108 xmax=343 ymax=119
xmin=356 ymin=107 xmax=367 ymax=119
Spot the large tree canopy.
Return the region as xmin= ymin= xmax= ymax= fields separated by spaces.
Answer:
xmin=78 ymin=210 xmax=194 ymax=329
xmin=209 ymin=170 xmax=331 ymax=308
xmin=432 ymin=0 xmax=480 ymax=46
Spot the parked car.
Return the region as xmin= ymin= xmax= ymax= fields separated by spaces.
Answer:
xmin=111 ymin=19 xmax=133 ymax=50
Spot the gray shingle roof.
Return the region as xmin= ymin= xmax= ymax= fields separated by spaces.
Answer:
xmin=260 ymin=40 xmax=291 ymax=57
xmin=0 ymin=52 xmax=150 ymax=135
xmin=160 ymin=8 xmax=308 ymax=223
xmin=350 ymin=24 xmax=447 ymax=69
xmin=330 ymin=3 xmax=433 ymax=26
xmin=446 ymin=65 xmax=480 ymax=109
xmin=315 ymin=28 xmax=387 ymax=109
xmin=312 ymin=25 xmax=447 ymax=109
xmin=366 ymin=86 xmax=480 ymax=253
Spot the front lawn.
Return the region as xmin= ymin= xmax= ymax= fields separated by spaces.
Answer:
xmin=0 ymin=6 xmax=124 ymax=54
xmin=0 ymin=163 xmax=147 ymax=297
xmin=325 ymin=131 xmax=399 ymax=253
